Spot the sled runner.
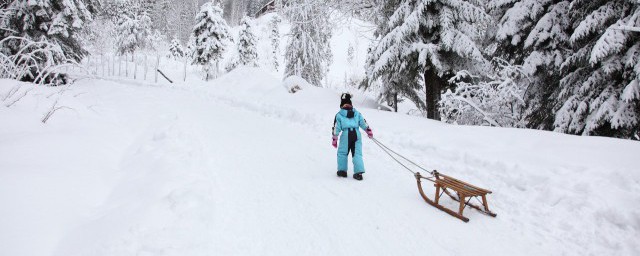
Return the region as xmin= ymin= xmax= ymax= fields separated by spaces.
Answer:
xmin=415 ymin=171 xmax=496 ymax=222
xmin=371 ymin=138 xmax=497 ymax=222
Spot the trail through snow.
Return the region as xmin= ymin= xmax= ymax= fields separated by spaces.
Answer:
xmin=1 ymin=68 xmax=639 ymax=255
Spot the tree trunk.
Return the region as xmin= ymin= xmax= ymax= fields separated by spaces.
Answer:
xmin=424 ymin=68 xmax=442 ymax=120
xmin=393 ymin=92 xmax=398 ymax=112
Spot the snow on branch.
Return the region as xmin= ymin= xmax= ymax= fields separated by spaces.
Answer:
xmin=610 ymin=25 xmax=640 ymax=33
xmin=570 ymin=1 xmax=621 ymax=44
xmin=440 ymin=59 xmax=527 ymax=127
xmin=0 ymin=36 xmax=76 ymax=86
xmin=590 ymin=20 xmax=631 ymax=64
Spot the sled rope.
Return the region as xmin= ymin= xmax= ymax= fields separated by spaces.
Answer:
xmin=371 ymin=138 xmax=433 ymax=176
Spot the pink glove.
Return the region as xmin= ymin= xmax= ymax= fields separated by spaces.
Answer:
xmin=332 ymin=135 xmax=338 ymax=148
xmin=366 ymin=128 xmax=373 ymax=139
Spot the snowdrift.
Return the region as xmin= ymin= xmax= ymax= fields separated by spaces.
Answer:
xmin=1 ymin=68 xmax=639 ymax=256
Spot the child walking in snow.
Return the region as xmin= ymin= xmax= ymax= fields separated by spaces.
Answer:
xmin=332 ymin=93 xmax=373 ymax=180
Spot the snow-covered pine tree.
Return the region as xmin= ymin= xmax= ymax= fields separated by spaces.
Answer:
xmin=269 ymin=15 xmax=281 ymax=71
xmin=150 ymin=0 xmax=172 ymax=36
xmin=347 ymin=44 xmax=355 ymax=64
xmin=554 ymin=0 xmax=640 ymax=139
xmin=169 ymin=37 xmax=185 ymax=59
xmin=189 ymin=1 xmax=231 ymax=81
xmin=148 ymin=29 xmax=165 ymax=52
xmin=489 ymin=0 xmax=572 ymax=129
xmin=283 ymin=0 xmax=333 ymax=86
xmin=237 ymin=17 xmax=259 ymax=67
xmin=115 ymin=2 xmax=153 ymax=56
xmin=362 ymin=2 xmax=407 ymax=112
xmin=1 ymin=0 xmax=93 ymax=61
xmin=366 ymin=0 xmax=490 ymax=119
xmin=82 ymin=16 xmax=116 ymax=56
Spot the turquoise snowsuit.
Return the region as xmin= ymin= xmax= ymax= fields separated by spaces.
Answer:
xmin=332 ymin=107 xmax=370 ymax=173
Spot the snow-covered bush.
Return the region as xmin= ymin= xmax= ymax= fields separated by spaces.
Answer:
xmin=0 ymin=36 xmax=72 ymax=86
xmin=81 ymin=17 xmax=117 ymax=56
xmin=283 ymin=75 xmax=312 ymax=93
xmin=440 ymin=59 xmax=527 ymax=127
xmin=148 ymin=29 xmax=166 ymax=52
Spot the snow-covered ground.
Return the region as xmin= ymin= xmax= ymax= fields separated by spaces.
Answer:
xmin=1 ymin=67 xmax=639 ymax=256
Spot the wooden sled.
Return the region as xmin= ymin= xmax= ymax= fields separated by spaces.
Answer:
xmin=415 ymin=170 xmax=497 ymax=222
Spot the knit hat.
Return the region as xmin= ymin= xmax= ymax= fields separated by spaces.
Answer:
xmin=340 ymin=93 xmax=352 ymax=107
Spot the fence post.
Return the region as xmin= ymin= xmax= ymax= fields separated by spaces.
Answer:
xmin=118 ymin=56 xmax=122 ymax=76
xmin=215 ymin=60 xmax=220 ymax=79
xmin=134 ymin=54 xmax=138 ymax=80
xmin=144 ymin=54 xmax=148 ymax=81
xmin=125 ymin=54 xmax=129 ymax=78
xmin=183 ymin=56 xmax=187 ymax=82
xmin=108 ymin=55 xmax=111 ymax=76
xmin=101 ymin=54 xmax=105 ymax=77
xmin=154 ymin=55 xmax=160 ymax=83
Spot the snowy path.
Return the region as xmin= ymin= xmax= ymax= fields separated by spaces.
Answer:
xmin=1 ymin=70 xmax=639 ymax=255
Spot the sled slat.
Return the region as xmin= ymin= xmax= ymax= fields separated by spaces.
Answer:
xmin=438 ymin=173 xmax=492 ymax=194
xmin=435 ymin=178 xmax=483 ymax=197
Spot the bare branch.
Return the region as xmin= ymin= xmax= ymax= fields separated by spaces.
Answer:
xmin=1 ymin=85 xmax=19 ymax=102
xmin=4 ymin=87 xmax=33 ymax=107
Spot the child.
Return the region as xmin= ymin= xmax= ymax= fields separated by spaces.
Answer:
xmin=331 ymin=93 xmax=373 ymax=180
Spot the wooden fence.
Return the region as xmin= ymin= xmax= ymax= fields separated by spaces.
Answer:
xmin=76 ymin=54 xmax=190 ymax=83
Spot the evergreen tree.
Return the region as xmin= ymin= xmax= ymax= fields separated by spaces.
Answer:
xmin=366 ymin=0 xmax=490 ymax=119
xmin=489 ymin=0 xmax=572 ymax=129
xmin=115 ymin=2 xmax=153 ymax=56
xmin=237 ymin=17 xmax=259 ymax=67
xmin=169 ymin=37 xmax=185 ymax=59
xmin=269 ymin=15 xmax=282 ymax=71
xmin=148 ymin=29 xmax=165 ymax=52
xmin=1 ymin=0 xmax=93 ymax=61
xmin=190 ymin=1 xmax=231 ymax=80
xmin=347 ymin=43 xmax=355 ymax=65
xmin=283 ymin=0 xmax=333 ymax=86
xmin=362 ymin=1 xmax=407 ymax=111
xmin=554 ymin=0 xmax=640 ymax=138
xmin=151 ymin=0 xmax=173 ymax=36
